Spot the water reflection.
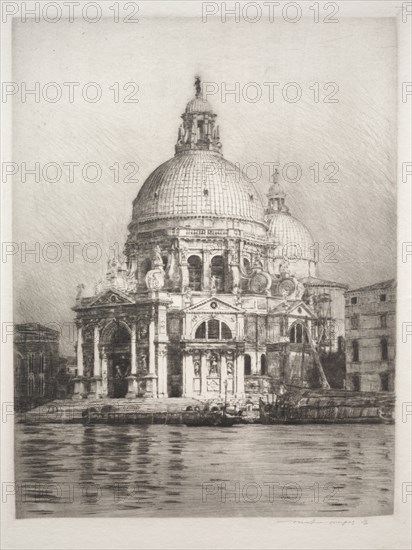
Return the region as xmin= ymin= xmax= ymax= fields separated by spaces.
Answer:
xmin=15 ymin=423 xmax=394 ymax=518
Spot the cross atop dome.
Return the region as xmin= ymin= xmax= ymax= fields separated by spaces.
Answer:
xmin=175 ymin=77 xmax=222 ymax=155
xmin=195 ymin=75 xmax=202 ymax=98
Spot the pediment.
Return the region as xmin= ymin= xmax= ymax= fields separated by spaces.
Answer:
xmin=88 ymin=288 xmax=135 ymax=307
xmin=184 ymin=296 xmax=243 ymax=314
xmin=287 ymin=301 xmax=316 ymax=318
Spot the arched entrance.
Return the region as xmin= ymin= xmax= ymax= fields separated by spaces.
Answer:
xmin=102 ymin=322 xmax=131 ymax=398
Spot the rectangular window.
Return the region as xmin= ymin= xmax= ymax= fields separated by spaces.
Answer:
xmin=380 ymin=294 xmax=386 ymax=302
xmin=351 ymin=297 xmax=357 ymax=305
xmin=350 ymin=315 xmax=359 ymax=329
xmin=380 ymin=314 xmax=387 ymax=328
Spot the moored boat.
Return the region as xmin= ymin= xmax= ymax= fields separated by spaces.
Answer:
xmin=183 ymin=410 xmax=239 ymax=427
xmin=259 ymin=388 xmax=395 ymax=424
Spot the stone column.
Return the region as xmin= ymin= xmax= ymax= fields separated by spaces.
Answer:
xmin=77 ymin=325 xmax=83 ymax=376
xmin=126 ymin=322 xmax=138 ymax=398
xmin=203 ymin=249 xmax=210 ymax=290
xmin=89 ymin=324 xmax=102 ymax=398
xmin=157 ymin=349 xmax=168 ymax=398
xmin=144 ymin=312 xmax=158 ymax=397
xmin=182 ymin=352 xmax=187 ymax=397
xmin=184 ymin=352 xmax=194 ymax=397
xmin=101 ymin=347 xmax=108 ymax=397
xmin=200 ymin=352 xmax=208 ymax=397
xmin=93 ymin=326 xmax=100 ymax=376
xmin=236 ymin=353 xmax=245 ymax=398
xmin=220 ymin=352 xmax=227 ymax=398
xmin=179 ymin=246 xmax=189 ymax=291
xmin=73 ymin=325 xmax=86 ymax=399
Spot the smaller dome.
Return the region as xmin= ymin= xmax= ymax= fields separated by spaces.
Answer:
xmin=268 ymin=212 xmax=316 ymax=262
xmin=185 ymin=97 xmax=212 ymax=114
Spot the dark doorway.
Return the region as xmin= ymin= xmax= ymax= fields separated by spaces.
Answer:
xmin=260 ymin=354 xmax=268 ymax=375
xmin=110 ymin=352 xmax=130 ymax=397
xmin=104 ymin=323 xmax=131 ymax=398
xmin=244 ymin=354 xmax=252 ymax=376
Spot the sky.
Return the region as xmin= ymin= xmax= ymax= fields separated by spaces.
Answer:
xmin=11 ymin=16 xmax=397 ymax=355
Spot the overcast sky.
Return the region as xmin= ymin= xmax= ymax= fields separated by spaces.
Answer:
xmin=11 ymin=16 xmax=397 ymax=354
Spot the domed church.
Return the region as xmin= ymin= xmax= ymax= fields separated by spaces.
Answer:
xmin=73 ymin=78 xmax=347 ymax=400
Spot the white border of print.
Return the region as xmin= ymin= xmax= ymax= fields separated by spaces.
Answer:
xmin=1 ymin=1 xmax=411 ymax=549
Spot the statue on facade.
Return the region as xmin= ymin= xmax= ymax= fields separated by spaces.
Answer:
xmin=145 ymin=267 xmax=165 ymax=290
xmin=279 ymin=259 xmax=291 ymax=279
xmin=209 ymin=355 xmax=219 ymax=375
xmin=139 ymin=353 xmax=148 ymax=374
xmin=295 ymin=279 xmax=305 ymax=300
xmin=107 ymin=258 xmax=118 ymax=278
xmin=252 ymin=251 xmax=263 ymax=270
xmin=228 ymin=244 xmax=239 ymax=265
xmin=233 ymin=285 xmax=242 ymax=306
xmin=184 ymin=286 xmax=193 ymax=306
xmin=210 ymin=275 xmax=218 ymax=295
xmin=137 ymin=320 xmax=148 ymax=340
xmin=153 ymin=245 xmax=163 ymax=268
xmin=179 ymin=245 xmax=188 ymax=263
xmin=76 ymin=283 xmax=85 ymax=303
xmin=194 ymin=360 xmax=200 ymax=377
xmin=94 ymin=279 xmax=104 ymax=295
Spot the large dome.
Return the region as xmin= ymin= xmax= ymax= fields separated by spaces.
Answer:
xmin=133 ymin=150 xmax=265 ymax=224
xmin=267 ymin=212 xmax=316 ymax=261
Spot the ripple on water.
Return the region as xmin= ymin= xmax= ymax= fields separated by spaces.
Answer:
xmin=15 ymin=423 xmax=394 ymax=518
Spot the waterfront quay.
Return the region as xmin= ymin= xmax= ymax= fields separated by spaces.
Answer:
xmin=17 ymin=397 xmax=255 ymax=425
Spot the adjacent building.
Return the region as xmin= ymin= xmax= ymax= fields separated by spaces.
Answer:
xmin=345 ymin=279 xmax=396 ymax=392
xmin=72 ymin=78 xmax=349 ymax=401
xmin=14 ymin=323 xmax=60 ymax=410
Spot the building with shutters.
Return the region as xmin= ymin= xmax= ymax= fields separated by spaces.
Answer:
xmin=345 ymin=279 xmax=396 ymax=392
xmin=14 ymin=323 xmax=60 ymax=410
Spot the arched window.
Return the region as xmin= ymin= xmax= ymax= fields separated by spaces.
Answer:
xmin=244 ymin=354 xmax=252 ymax=376
xmin=211 ymin=255 xmax=225 ymax=292
xmin=352 ymin=340 xmax=359 ymax=362
xmin=195 ymin=322 xmax=206 ymax=339
xmin=188 ymin=255 xmax=202 ymax=291
xmin=381 ymin=339 xmax=388 ymax=361
xmin=221 ymin=323 xmax=232 ymax=340
xmin=260 ymin=354 xmax=267 ymax=375
xmin=208 ymin=319 xmax=219 ymax=339
xmin=194 ymin=320 xmax=232 ymax=340
xmin=289 ymin=323 xmax=304 ymax=344
xmin=40 ymin=353 xmax=45 ymax=373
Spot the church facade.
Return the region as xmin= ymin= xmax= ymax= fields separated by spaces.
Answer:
xmin=73 ymin=79 xmax=347 ymax=401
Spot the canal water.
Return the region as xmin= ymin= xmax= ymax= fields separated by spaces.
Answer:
xmin=14 ymin=423 xmax=394 ymax=518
